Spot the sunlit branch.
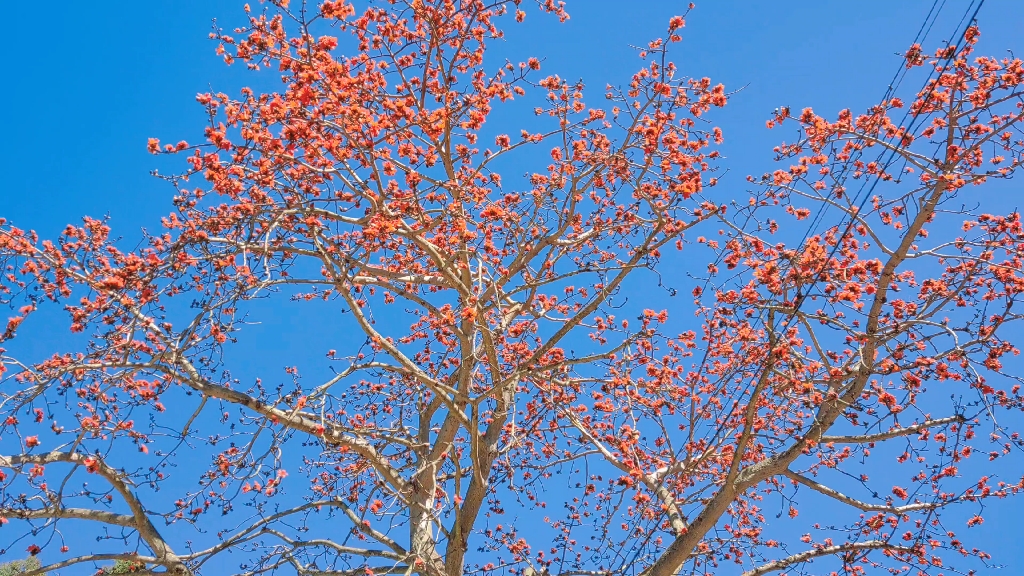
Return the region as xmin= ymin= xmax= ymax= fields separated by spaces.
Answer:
xmin=741 ymin=540 xmax=917 ymax=576
xmin=819 ymin=415 xmax=965 ymax=444
xmin=783 ymin=469 xmax=938 ymax=513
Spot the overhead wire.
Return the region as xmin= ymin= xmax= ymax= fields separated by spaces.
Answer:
xmin=697 ymin=0 xmax=987 ymax=534
xmin=689 ymin=0 xmax=966 ymax=456
xmin=601 ymin=2 xmax=991 ymax=572
xmin=712 ymin=0 xmax=987 ymax=455
xmin=616 ymin=1 xmax=989 ymax=569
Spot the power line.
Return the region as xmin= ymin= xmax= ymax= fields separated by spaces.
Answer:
xmin=611 ymin=2 xmax=988 ymax=571
xmin=693 ymin=0 xmax=975 ymax=448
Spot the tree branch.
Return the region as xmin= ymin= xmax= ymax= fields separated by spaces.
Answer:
xmin=742 ymin=540 xmax=918 ymax=576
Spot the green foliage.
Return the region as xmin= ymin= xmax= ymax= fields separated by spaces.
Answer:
xmin=0 ymin=558 xmax=45 ymax=576
xmin=0 ymin=556 xmax=147 ymax=575
xmin=105 ymin=560 xmax=145 ymax=574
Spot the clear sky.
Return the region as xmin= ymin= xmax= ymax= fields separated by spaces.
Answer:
xmin=2 ymin=0 xmax=1023 ymax=573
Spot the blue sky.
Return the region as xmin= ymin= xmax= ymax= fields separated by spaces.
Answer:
xmin=3 ymin=0 xmax=1024 ymax=573
xmin=5 ymin=0 xmax=1023 ymax=233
